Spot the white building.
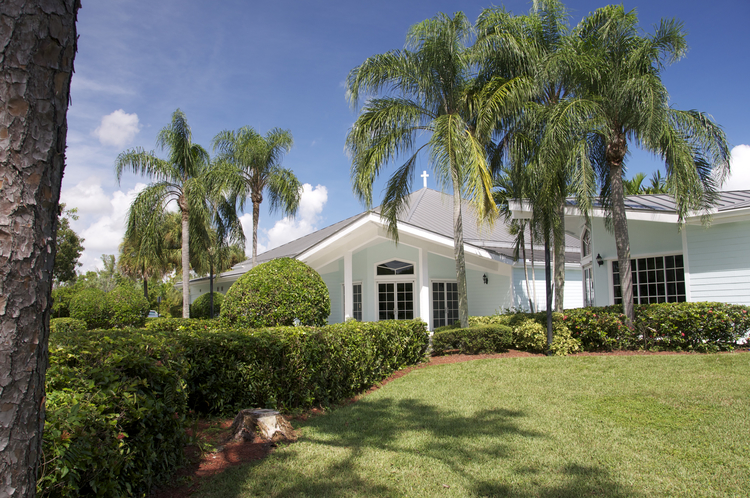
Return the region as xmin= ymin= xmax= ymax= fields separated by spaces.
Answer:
xmin=187 ymin=188 xmax=583 ymax=329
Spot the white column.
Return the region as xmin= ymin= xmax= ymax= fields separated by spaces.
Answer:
xmin=419 ymin=248 xmax=431 ymax=330
xmin=682 ymin=228 xmax=692 ymax=302
xmin=344 ymin=250 xmax=353 ymax=320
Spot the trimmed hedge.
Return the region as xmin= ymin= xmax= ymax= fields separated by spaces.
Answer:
xmin=432 ymin=324 xmax=513 ymax=355
xmin=42 ymin=329 xmax=190 ymax=497
xmin=220 ymin=258 xmax=330 ymax=328
xmin=50 ymin=317 xmax=86 ymax=334
xmin=108 ymin=285 xmax=149 ymax=328
xmin=41 ymin=319 xmax=428 ymax=495
xmin=190 ymin=292 xmax=224 ymax=319
xmin=69 ymin=288 xmax=109 ymax=330
xmin=182 ymin=319 xmax=428 ymax=414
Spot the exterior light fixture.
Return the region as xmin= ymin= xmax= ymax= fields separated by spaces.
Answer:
xmin=596 ymin=254 xmax=604 ymax=267
xmin=483 ymin=273 xmax=489 ymax=285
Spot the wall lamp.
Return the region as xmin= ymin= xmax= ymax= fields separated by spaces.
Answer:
xmin=482 ymin=273 xmax=489 ymax=285
xmin=596 ymin=254 xmax=604 ymax=267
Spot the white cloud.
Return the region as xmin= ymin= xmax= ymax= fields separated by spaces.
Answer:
xmin=73 ymin=183 xmax=147 ymax=272
xmin=240 ymin=184 xmax=328 ymax=256
xmin=720 ymin=144 xmax=750 ymax=191
xmin=265 ymin=184 xmax=328 ymax=250
xmin=60 ymin=178 xmax=113 ymax=215
xmin=71 ymin=75 xmax=135 ymax=95
xmin=93 ymin=109 xmax=141 ymax=148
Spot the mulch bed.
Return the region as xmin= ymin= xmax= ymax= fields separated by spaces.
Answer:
xmin=149 ymin=347 xmax=749 ymax=497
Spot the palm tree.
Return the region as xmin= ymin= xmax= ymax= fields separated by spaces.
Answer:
xmin=575 ymin=5 xmax=730 ymax=324
xmin=476 ymin=0 xmax=598 ymax=315
xmin=212 ymin=127 xmax=300 ymax=265
xmin=346 ymin=12 xmax=511 ymax=328
xmin=116 ymin=109 xmax=214 ymax=318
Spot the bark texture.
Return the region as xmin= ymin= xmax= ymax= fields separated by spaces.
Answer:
xmin=553 ymin=200 xmax=565 ymax=311
xmin=451 ymin=181 xmax=469 ymax=328
xmin=0 ymin=1 xmax=79 ymax=496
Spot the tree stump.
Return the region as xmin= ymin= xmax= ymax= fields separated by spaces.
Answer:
xmin=228 ymin=409 xmax=296 ymax=443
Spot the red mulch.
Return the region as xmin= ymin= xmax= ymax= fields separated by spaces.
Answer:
xmin=149 ymin=347 xmax=749 ymax=497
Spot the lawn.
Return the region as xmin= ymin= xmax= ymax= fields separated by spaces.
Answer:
xmin=193 ymin=353 xmax=749 ymax=497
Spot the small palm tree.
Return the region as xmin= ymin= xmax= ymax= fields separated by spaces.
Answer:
xmin=116 ymin=109 xmax=213 ymax=318
xmin=575 ymin=5 xmax=730 ymax=324
xmin=212 ymin=127 xmax=300 ymax=266
xmin=346 ymin=12 xmax=510 ymax=328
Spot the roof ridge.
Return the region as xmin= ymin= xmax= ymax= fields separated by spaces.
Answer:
xmin=402 ymin=188 xmax=428 ymax=223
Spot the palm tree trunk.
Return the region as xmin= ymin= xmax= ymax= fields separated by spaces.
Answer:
xmin=521 ymin=224 xmax=533 ymax=312
xmin=530 ymin=227 xmax=537 ymax=313
xmin=252 ymin=200 xmax=260 ymax=265
xmin=451 ymin=180 xmax=469 ymax=328
xmin=181 ymin=208 xmax=190 ymax=318
xmin=544 ymin=228 xmax=553 ymax=353
xmin=0 ymin=1 xmax=79 ymax=494
xmin=209 ymin=261 xmax=214 ymax=319
xmin=142 ymin=264 xmax=148 ymax=300
xmin=606 ymin=128 xmax=634 ymax=326
xmin=554 ymin=200 xmax=566 ymax=311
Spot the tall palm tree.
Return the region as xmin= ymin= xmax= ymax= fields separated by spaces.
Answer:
xmin=575 ymin=5 xmax=730 ymax=324
xmin=476 ymin=0 xmax=598 ymax=315
xmin=212 ymin=127 xmax=300 ymax=265
xmin=346 ymin=12 xmax=512 ymax=328
xmin=116 ymin=109 xmax=213 ymax=318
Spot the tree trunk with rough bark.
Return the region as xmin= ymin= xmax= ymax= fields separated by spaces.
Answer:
xmin=251 ymin=192 xmax=262 ymax=266
xmin=180 ymin=204 xmax=190 ymax=318
xmin=451 ymin=179 xmax=469 ymax=328
xmin=0 ymin=1 xmax=79 ymax=496
xmin=554 ymin=200 xmax=566 ymax=312
xmin=607 ymin=130 xmax=634 ymax=326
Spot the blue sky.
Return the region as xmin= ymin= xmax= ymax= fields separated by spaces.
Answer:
xmin=61 ymin=0 xmax=750 ymax=271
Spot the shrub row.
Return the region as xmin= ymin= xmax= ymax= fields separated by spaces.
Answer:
xmin=432 ymin=324 xmax=513 ymax=355
xmin=42 ymin=329 xmax=190 ymax=497
xmin=189 ymin=292 xmax=224 ymax=319
xmin=68 ymin=286 xmax=149 ymax=329
xmin=41 ymin=319 xmax=428 ymax=496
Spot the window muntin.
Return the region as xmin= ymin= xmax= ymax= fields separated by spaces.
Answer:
xmin=432 ymin=281 xmax=459 ymax=328
xmin=583 ymin=267 xmax=595 ymax=307
xmin=612 ymin=255 xmax=685 ymax=304
xmin=353 ymin=283 xmax=362 ymax=321
xmin=378 ymin=282 xmax=414 ymax=320
xmin=581 ymin=228 xmax=592 ymax=258
xmin=376 ymin=260 xmax=414 ymax=275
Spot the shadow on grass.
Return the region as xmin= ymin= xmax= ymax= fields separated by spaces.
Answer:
xmin=195 ymin=396 xmax=641 ymax=497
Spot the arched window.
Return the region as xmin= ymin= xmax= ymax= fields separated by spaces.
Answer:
xmin=581 ymin=228 xmax=592 ymax=258
xmin=376 ymin=260 xmax=414 ymax=275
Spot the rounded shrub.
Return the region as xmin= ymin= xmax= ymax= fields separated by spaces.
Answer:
xmin=70 ymin=288 xmax=109 ymax=329
xmin=50 ymin=317 xmax=87 ymax=334
xmin=107 ymin=285 xmax=149 ymax=328
xmin=220 ymin=258 xmax=330 ymax=328
xmin=190 ymin=292 xmax=224 ymax=319
xmin=513 ymin=315 xmax=581 ymax=356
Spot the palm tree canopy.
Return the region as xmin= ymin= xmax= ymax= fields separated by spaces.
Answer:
xmin=346 ymin=12 xmax=500 ymax=238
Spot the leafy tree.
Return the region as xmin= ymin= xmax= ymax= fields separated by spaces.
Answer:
xmin=575 ymin=5 xmax=730 ymax=324
xmin=0 ymin=2 xmax=80 ymax=492
xmin=346 ymin=12 xmax=508 ymax=328
xmin=53 ymin=204 xmax=85 ymax=285
xmin=212 ymin=127 xmax=299 ymax=265
xmin=75 ymin=254 xmax=121 ymax=292
xmin=624 ymin=171 xmax=668 ymax=195
xmin=116 ymin=109 xmax=215 ymax=318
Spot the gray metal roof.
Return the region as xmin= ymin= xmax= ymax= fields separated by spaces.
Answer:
xmin=570 ymin=190 xmax=750 ymax=213
xmin=214 ymin=188 xmax=580 ymax=280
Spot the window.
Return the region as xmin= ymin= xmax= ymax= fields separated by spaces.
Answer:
xmin=353 ymin=283 xmax=362 ymax=321
xmin=584 ymin=267 xmax=595 ymax=307
xmin=432 ymin=281 xmax=458 ymax=328
xmin=378 ymin=282 xmax=414 ymax=320
xmin=376 ymin=260 xmax=414 ymax=275
xmin=613 ymin=255 xmax=686 ymax=304
xmin=581 ymin=228 xmax=592 ymax=258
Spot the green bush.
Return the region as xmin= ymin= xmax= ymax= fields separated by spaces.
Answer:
xmin=190 ymin=292 xmax=224 ymax=319
xmin=562 ymin=308 xmax=635 ymax=351
xmin=42 ymin=329 xmax=190 ymax=497
xmin=51 ymin=287 xmax=78 ymax=318
xmin=220 ymin=258 xmax=330 ymax=328
xmin=181 ymin=319 xmax=428 ymax=415
xmin=432 ymin=324 xmax=513 ymax=355
xmin=69 ymin=288 xmax=109 ymax=329
xmin=513 ymin=317 xmax=581 ymax=356
xmin=107 ymin=285 xmax=149 ymax=328
xmin=50 ymin=317 xmax=86 ymax=334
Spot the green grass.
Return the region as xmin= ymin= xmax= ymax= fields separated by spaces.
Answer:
xmin=193 ymin=354 xmax=750 ymax=497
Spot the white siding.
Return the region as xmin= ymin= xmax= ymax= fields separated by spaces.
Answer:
xmin=467 ymin=268 xmax=512 ymax=316
xmin=686 ymin=221 xmax=750 ymax=305
xmin=512 ymin=266 xmax=583 ymax=311
xmin=320 ymin=260 xmax=344 ymax=324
